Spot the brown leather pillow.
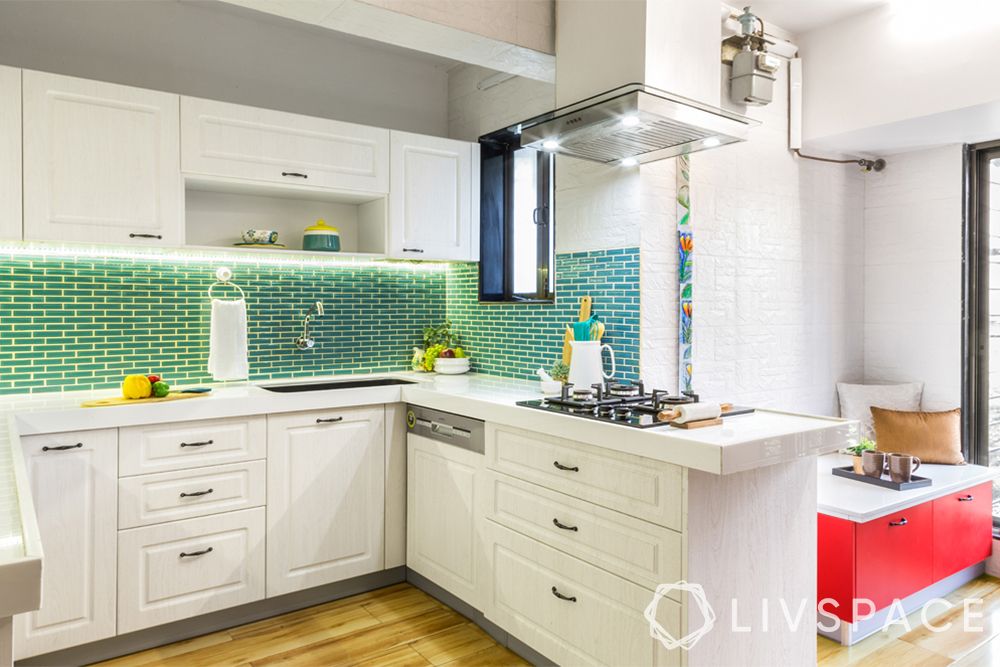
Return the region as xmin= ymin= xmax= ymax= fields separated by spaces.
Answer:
xmin=871 ymin=407 xmax=964 ymax=465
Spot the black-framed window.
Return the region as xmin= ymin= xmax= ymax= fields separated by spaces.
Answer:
xmin=962 ymin=139 xmax=1000 ymax=525
xmin=478 ymin=134 xmax=555 ymax=303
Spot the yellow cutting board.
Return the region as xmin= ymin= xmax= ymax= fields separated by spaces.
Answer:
xmin=82 ymin=392 xmax=209 ymax=408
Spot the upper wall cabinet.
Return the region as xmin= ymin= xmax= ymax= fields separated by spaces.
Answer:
xmin=389 ymin=131 xmax=479 ymax=262
xmin=181 ymin=97 xmax=389 ymax=195
xmin=0 ymin=66 xmax=21 ymax=241
xmin=22 ymin=71 xmax=183 ymax=245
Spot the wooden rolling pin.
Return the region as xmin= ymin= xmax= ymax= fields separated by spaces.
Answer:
xmin=658 ymin=403 xmax=733 ymax=426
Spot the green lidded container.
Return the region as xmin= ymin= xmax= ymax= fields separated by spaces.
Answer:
xmin=302 ymin=219 xmax=341 ymax=252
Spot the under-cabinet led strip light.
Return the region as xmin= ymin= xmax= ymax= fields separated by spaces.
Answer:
xmin=0 ymin=241 xmax=451 ymax=273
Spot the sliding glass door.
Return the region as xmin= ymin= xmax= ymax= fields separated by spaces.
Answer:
xmin=963 ymin=140 xmax=1000 ymax=524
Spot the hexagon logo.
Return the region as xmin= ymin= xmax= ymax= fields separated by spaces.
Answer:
xmin=643 ymin=581 xmax=716 ymax=651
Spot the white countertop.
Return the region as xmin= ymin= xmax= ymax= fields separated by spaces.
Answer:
xmin=817 ymin=453 xmax=998 ymax=523
xmin=0 ymin=371 xmax=856 ymax=578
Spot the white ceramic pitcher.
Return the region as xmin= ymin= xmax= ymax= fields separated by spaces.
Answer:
xmin=568 ymin=341 xmax=616 ymax=388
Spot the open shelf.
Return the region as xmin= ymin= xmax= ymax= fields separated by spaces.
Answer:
xmin=183 ymin=177 xmax=388 ymax=256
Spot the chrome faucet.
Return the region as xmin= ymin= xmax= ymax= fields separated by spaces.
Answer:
xmin=294 ymin=301 xmax=325 ymax=350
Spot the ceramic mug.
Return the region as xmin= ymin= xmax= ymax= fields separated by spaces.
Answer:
xmin=887 ymin=453 xmax=921 ymax=484
xmin=861 ymin=450 xmax=886 ymax=478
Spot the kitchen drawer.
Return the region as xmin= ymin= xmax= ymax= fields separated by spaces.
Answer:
xmin=120 ymin=416 xmax=266 ymax=476
xmin=119 ymin=460 xmax=266 ymax=529
xmin=483 ymin=522 xmax=680 ymax=667
xmin=117 ymin=507 xmax=265 ymax=633
xmin=484 ymin=472 xmax=682 ymax=593
xmin=856 ymin=502 xmax=933 ymax=611
xmin=486 ymin=423 xmax=684 ymax=530
xmin=932 ymin=482 xmax=993 ymax=580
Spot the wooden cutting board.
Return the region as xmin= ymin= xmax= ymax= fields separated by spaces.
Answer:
xmin=82 ymin=392 xmax=209 ymax=408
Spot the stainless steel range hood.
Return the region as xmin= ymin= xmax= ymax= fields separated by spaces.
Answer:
xmin=514 ymin=83 xmax=760 ymax=165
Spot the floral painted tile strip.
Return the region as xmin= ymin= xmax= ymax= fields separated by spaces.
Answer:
xmin=677 ymin=154 xmax=693 ymax=394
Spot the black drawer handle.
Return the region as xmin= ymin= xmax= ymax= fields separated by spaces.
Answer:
xmin=179 ymin=488 xmax=214 ymax=498
xmin=316 ymin=417 xmax=344 ymax=424
xmin=402 ymin=248 xmax=425 ymax=253
xmin=958 ymin=495 xmax=975 ymax=502
xmin=551 ymin=586 xmax=577 ymax=602
xmin=179 ymin=547 xmax=214 ymax=558
xmin=553 ymin=461 xmax=579 ymax=472
xmin=129 ymin=233 xmax=163 ymax=239
xmin=180 ymin=439 xmax=214 ymax=448
xmin=552 ymin=518 xmax=579 ymax=532
xmin=889 ymin=517 xmax=908 ymax=527
xmin=42 ymin=443 xmax=82 ymax=452
xmin=281 ymin=171 xmax=308 ymax=179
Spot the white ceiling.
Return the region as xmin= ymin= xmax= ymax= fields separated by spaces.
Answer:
xmin=746 ymin=0 xmax=889 ymax=34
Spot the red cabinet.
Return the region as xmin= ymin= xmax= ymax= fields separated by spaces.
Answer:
xmin=818 ymin=482 xmax=992 ymax=623
xmin=932 ymin=482 xmax=993 ymax=580
xmin=856 ymin=502 xmax=933 ymax=612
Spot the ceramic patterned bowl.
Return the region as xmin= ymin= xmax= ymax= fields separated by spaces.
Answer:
xmin=242 ymin=229 xmax=279 ymax=244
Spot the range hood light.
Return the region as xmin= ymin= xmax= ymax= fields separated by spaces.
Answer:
xmin=702 ymin=137 xmax=722 ymax=148
xmin=542 ymin=140 xmax=560 ymax=150
xmin=621 ymin=115 xmax=641 ymax=128
xmin=621 ymin=157 xmax=638 ymax=167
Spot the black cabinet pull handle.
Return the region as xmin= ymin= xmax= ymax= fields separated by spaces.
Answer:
xmin=42 ymin=443 xmax=82 ymax=452
xmin=316 ymin=417 xmax=344 ymax=424
xmin=552 ymin=518 xmax=579 ymax=532
xmin=889 ymin=517 xmax=908 ymax=527
xmin=402 ymin=248 xmax=424 ymax=253
xmin=180 ymin=439 xmax=214 ymax=448
xmin=179 ymin=488 xmax=214 ymax=498
xmin=553 ymin=461 xmax=579 ymax=472
xmin=281 ymin=171 xmax=308 ymax=179
xmin=179 ymin=547 xmax=214 ymax=558
xmin=129 ymin=233 xmax=163 ymax=239
xmin=551 ymin=586 xmax=577 ymax=602
xmin=959 ymin=495 xmax=974 ymax=501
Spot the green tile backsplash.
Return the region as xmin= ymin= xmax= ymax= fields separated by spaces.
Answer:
xmin=0 ymin=247 xmax=640 ymax=394
xmin=447 ymin=248 xmax=640 ymax=382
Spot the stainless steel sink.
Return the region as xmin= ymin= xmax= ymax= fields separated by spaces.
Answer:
xmin=260 ymin=378 xmax=416 ymax=393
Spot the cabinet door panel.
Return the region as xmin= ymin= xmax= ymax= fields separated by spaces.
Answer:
xmin=181 ymin=97 xmax=389 ymax=193
xmin=117 ymin=508 xmax=265 ymax=633
xmin=15 ymin=429 xmax=118 ymax=660
xmin=407 ymin=434 xmax=481 ymax=607
xmin=856 ymin=502 xmax=933 ymax=611
xmin=267 ymin=407 xmax=385 ymax=596
xmin=23 ymin=71 xmax=181 ymax=245
xmin=932 ymin=482 xmax=993 ymax=580
xmin=0 ymin=65 xmax=21 ymax=240
xmin=389 ymin=131 xmax=475 ymax=261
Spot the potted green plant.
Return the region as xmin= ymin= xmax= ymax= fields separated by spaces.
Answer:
xmin=845 ymin=437 xmax=876 ymax=474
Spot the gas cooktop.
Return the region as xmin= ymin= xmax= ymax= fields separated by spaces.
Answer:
xmin=516 ymin=379 xmax=754 ymax=429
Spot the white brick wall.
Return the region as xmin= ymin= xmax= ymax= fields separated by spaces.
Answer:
xmin=688 ymin=64 xmax=867 ymax=414
xmin=446 ymin=64 xmax=554 ymax=142
xmin=863 ymin=144 xmax=963 ymax=411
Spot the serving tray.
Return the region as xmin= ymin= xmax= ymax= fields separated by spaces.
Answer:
xmin=832 ymin=465 xmax=932 ymax=491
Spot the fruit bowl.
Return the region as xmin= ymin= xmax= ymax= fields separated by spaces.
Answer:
xmin=434 ymin=357 xmax=470 ymax=375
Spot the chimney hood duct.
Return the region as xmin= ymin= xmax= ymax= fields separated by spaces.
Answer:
xmin=512 ymin=83 xmax=760 ymax=165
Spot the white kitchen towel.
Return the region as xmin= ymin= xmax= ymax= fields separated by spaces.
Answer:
xmin=207 ymin=298 xmax=249 ymax=381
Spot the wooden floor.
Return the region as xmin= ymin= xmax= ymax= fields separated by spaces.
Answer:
xmin=817 ymin=574 xmax=1000 ymax=666
xmin=93 ymin=575 xmax=1000 ymax=666
xmin=92 ymin=583 xmax=529 ymax=667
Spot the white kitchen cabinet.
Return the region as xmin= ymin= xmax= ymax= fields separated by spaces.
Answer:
xmin=117 ymin=508 xmax=265 ymax=634
xmin=22 ymin=70 xmax=182 ymax=245
xmin=266 ymin=406 xmax=386 ymax=596
xmin=407 ymin=433 xmax=482 ymax=608
xmin=181 ymin=97 xmax=390 ymax=194
xmin=389 ymin=131 xmax=479 ymax=261
xmin=0 ymin=66 xmax=21 ymax=240
xmin=15 ymin=429 xmax=118 ymax=660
